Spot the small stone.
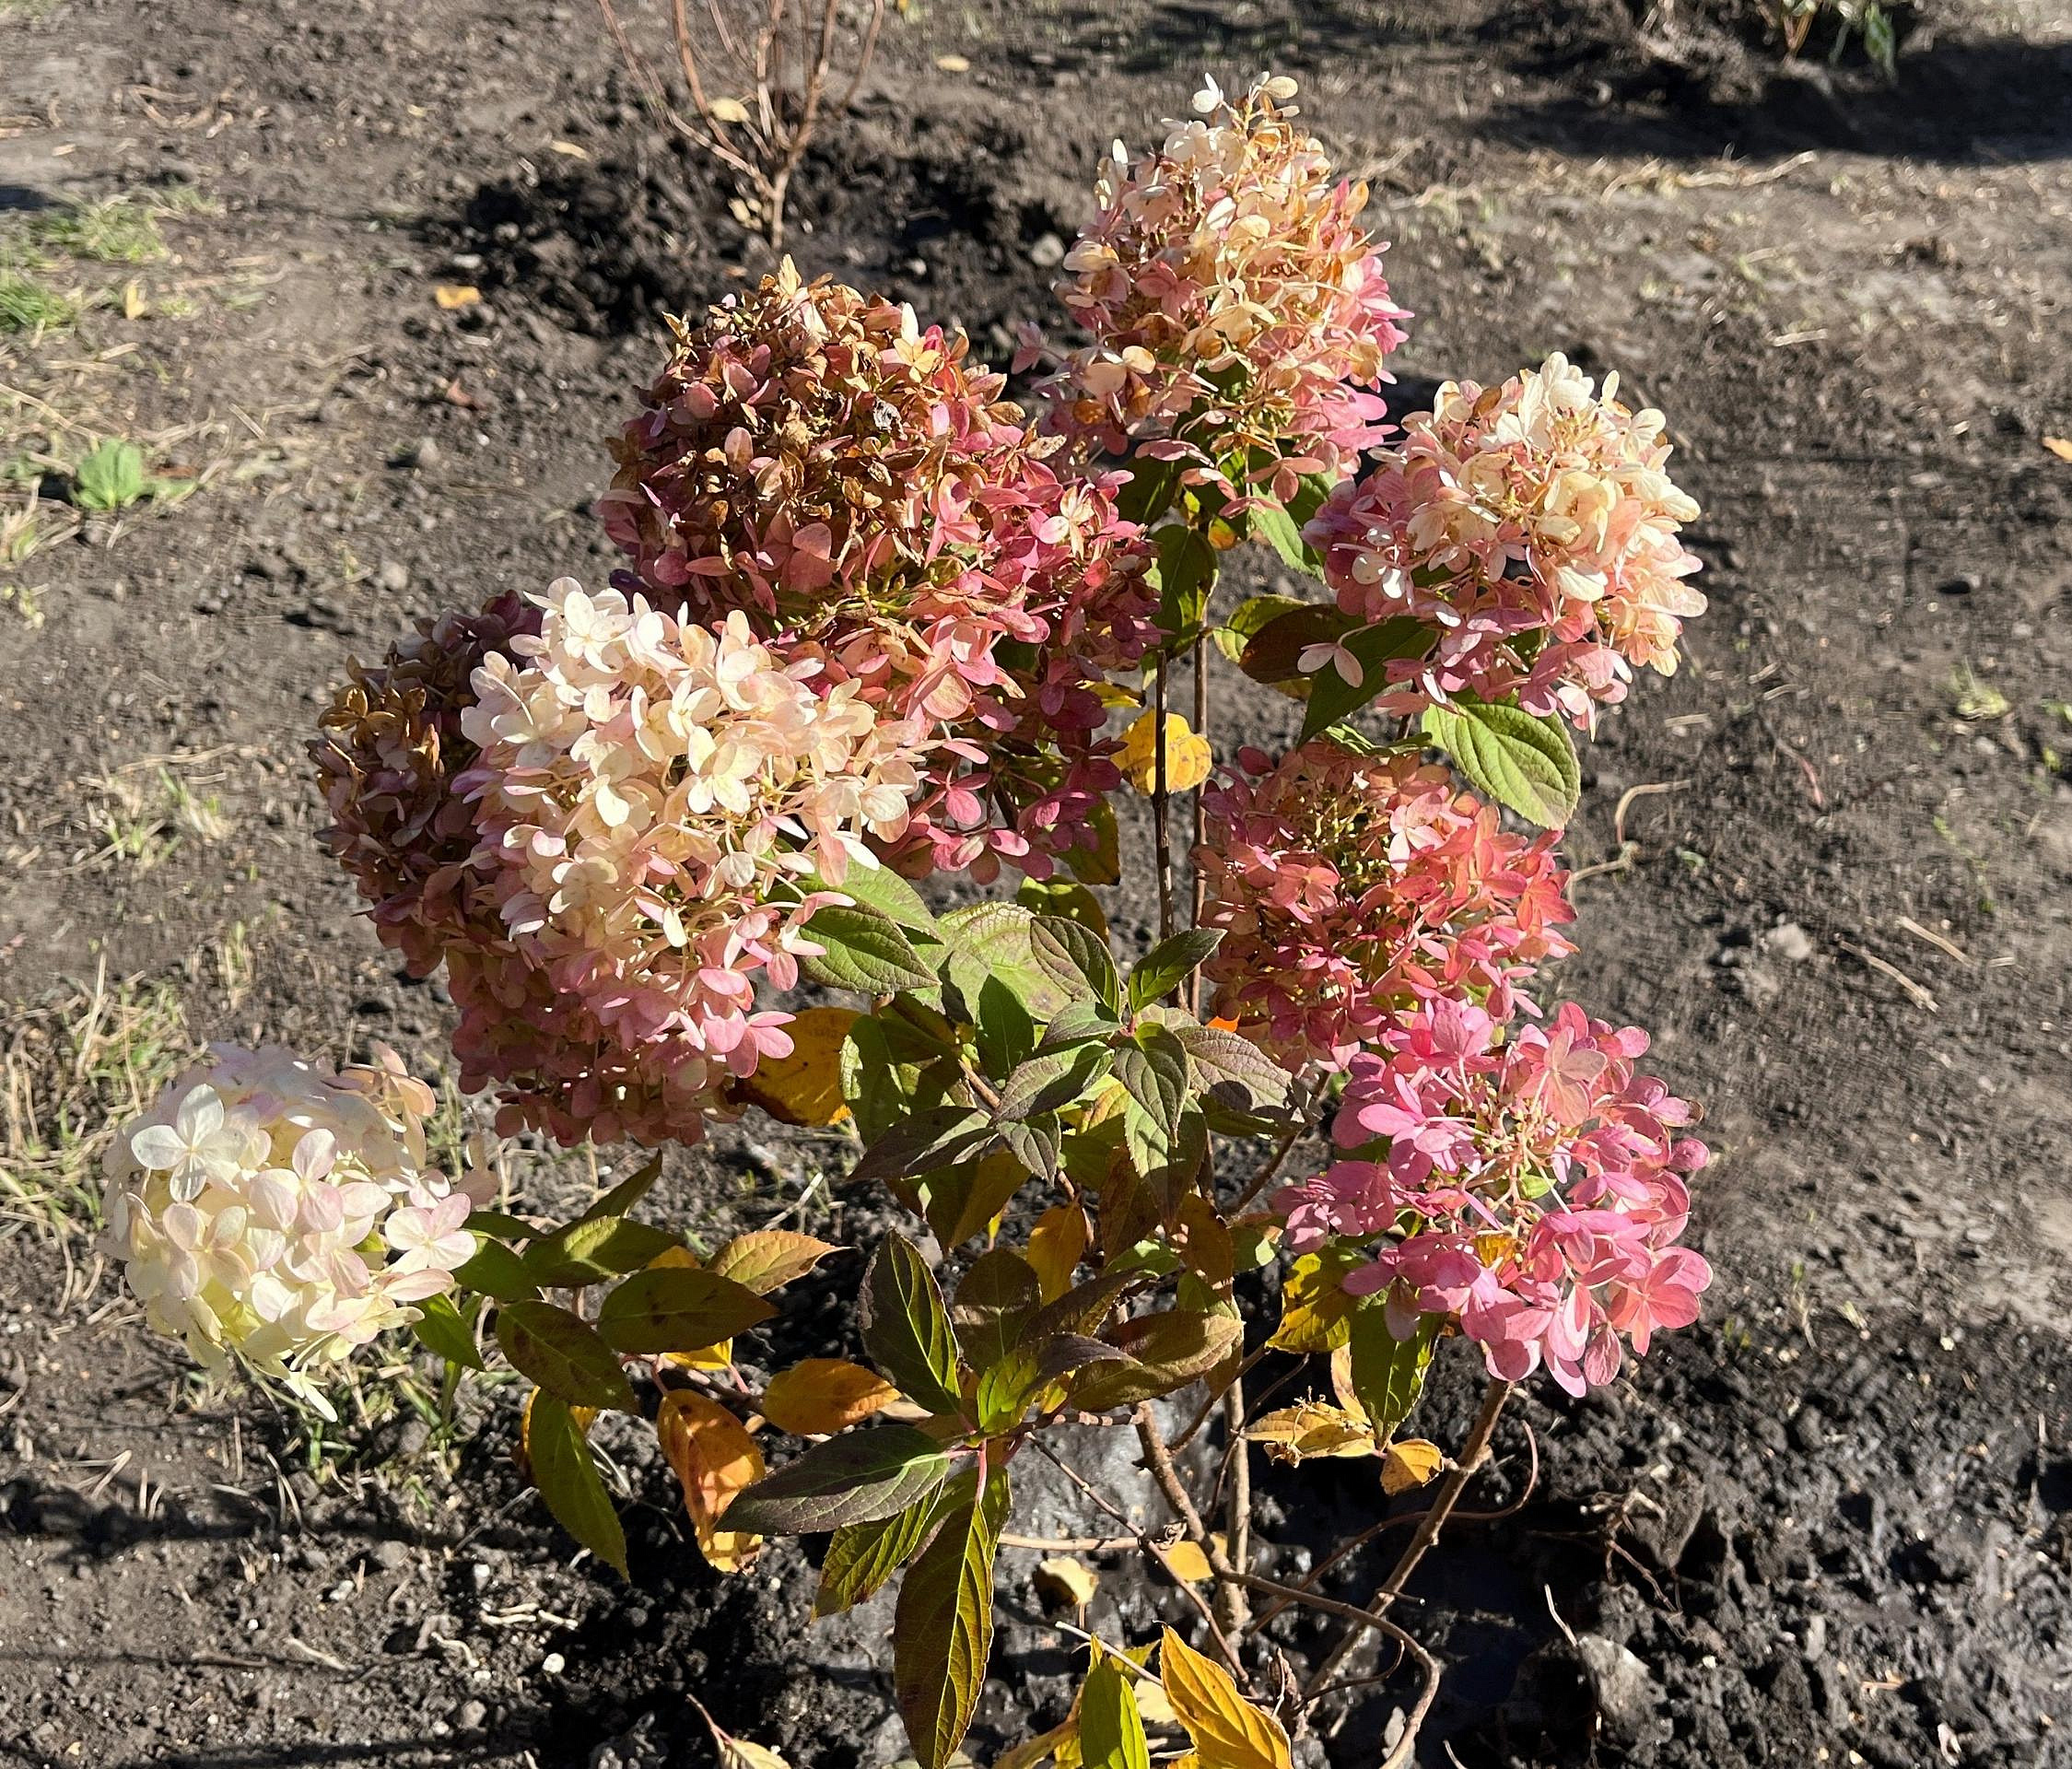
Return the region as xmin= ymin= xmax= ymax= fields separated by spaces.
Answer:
xmin=394 ymin=436 xmax=442 ymax=471
xmin=375 ymin=561 xmax=409 ymax=592
xmin=369 ymin=1537 xmax=410 ymax=1572
xmin=1027 ymin=231 xmax=1066 ymax=268
xmin=902 ymin=257 xmax=928 ymax=278
xmin=1574 ymin=1634 xmax=1665 ymax=1743
xmin=1763 ymin=922 xmax=1815 ymax=964
xmin=541 ymin=1651 xmax=567 ymax=1675
xmin=1937 ymin=572 xmax=1981 ymax=595
xmin=1789 ymin=1403 xmax=1824 ymax=1452
xmin=1802 ymin=1612 xmax=1828 ymax=1659
xmin=453 ymin=1699 xmax=488 ymax=1731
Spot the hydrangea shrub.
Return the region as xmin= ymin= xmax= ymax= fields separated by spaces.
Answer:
xmin=106 ymin=74 xmax=1715 ymax=1765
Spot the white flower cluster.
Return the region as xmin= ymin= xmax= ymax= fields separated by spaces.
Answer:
xmin=102 ymin=1045 xmax=486 ymax=1412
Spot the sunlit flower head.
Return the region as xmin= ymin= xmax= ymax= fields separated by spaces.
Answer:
xmin=1196 ymin=738 xmax=1574 ymax=1071
xmin=102 ymin=1045 xmax=486 ymax=1413
xmin=1275 ymin=1001 xmax=1710 ymax=1393
xmin=1304 ymin=353 xmax=1705 ymax=730
xmin=1038 ymin=73 xmax=1409 ymax=492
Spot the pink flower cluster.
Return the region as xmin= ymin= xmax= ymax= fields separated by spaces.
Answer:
xmin=1276 ymin=1001 xmax=1710 ymax=1392
xmin=1196 ymin=739 xmax=1574 ymax=1072
xmin=1304 ymin=353 xmax=1705 ymax=730
xmin=598 ymin=260 xmax=1156 ymax=881
xmin=1038 ymin=73 xmax=1409 ymax=493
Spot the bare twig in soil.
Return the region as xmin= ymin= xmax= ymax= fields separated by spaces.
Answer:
xmin=1895 ymin=915 xmax=1969 ymax=965
xmin=592 ymin=0 xmax=884 ymax=248
xmin=1612 ymin=779 xmax=1692 ymax=847
xmin=1302 ymin=1378 xmax=1513 ymax=1699
xmin=1838 ymin=939 xmax=1937 ymax=1012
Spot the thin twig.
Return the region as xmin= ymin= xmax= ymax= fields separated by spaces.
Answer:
xmin=1838 ymin=939 xmax=1937 ymax=1012
xmin=1153 ymin=656 xmax=1175 ymax=941
xmin=1229 ymin=1110 xmax=1309 ymax=1215
xmin=1189 ymin=637 xmax=1210 ymax=1014
xmin=1217 ymin=1381 xmax=1251 ymax=1633
xmin=1302 ymin=1378 xmax=1513 ymax=1698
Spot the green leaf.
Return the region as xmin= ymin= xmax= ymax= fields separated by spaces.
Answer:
xmin=801 ymin=902 xmax=938 ymax=994
xmin=998 ymin=1113 xmax=1060 ymax=1182
xmin=74 ymin=439 xmax=147 ymax=512
xmin=496 ymin=1300 xmax=637 ymax=1411
xmin=1024 ymin=1268 xmax=1146 ymax=1345
xmin=1348 ymin=1305 xmax=1438 ymax=1442
xmin=804 ymin=861 xmax=941 ymax=938
xmin=1267 ymin=1244 xmax=1369 ymax=1355
xmin=1117 ymin=456 xmax=1181 ymax=526
xmin=974 ymin=974 xmax=1039 ymax=1075
xmin=726 ymin=1423 xmax=956 ymax=1535
xmin=1421 ymin=697 xmax=1582 ymax=829
xmin=1031 ymin=915 xmax=1121 ymax=1015
xmin=1247 ymin=493 xmax=1325 ymax=576
xmin=524 ymin=1391 xmax=627 ymax=1576
xmin=851 ymin=1105 xmax=996 ymax=1185
xmin=594 ymin=1267 xmax=776 ymax=1355
xmin=1081 ymin=1648 xmax=1151 ymax=1769
xmin=814 ymin=1478 xmax=971 ymax=1617
xmin=976 ymin=1334 xmax=1130 ymax=1433
xmin=1173 ymin=1024 xmax=1292 ymax=1121
xmin=894 ymin=1464 xmax=1011 ymax=1769
xmin=1147 ymin=523 xmax=1216 ymax=643
xmin=1063 ymin=799 xmax=1121 ymax=887
xmin=1214 ymin=592 xmax=1310 ymax=665
xmin=452 ymin=1236 xmax=536 ymax=1304
xmin=919 ymin=1149 xmax=1035 ymax=1250
xmin=841 ymin=1013 xmax=957 ymax=1144
xmin=941 ymin=904 xmax=1090 ymax=1024
xmin=409 ymin=1293 xmax=484 ymax=1370
xmin=860 ymin=1235 xmax=965 ymax=1415
xmin=1071 ymin=1310 xmax=1243 ymax=1412
xmin=521 ymin=1214 xmax=682 ymax=1288
xmin=949 ymin=1248 xmax=1042 ymax=1374
xmin=575 ymin=1153 xmax=663 ymax=1224
xmin=1235 ymin=602 xmax=1358 ymax=694
xmin=1299 ymin=618 xmax=1434 ymax=741
xmin=993 ymin=1039 xmax=1115 ymax=1125
xmin=1127 ymin=930 xmax=1223 ymax=1012
xmin=1113 ymin=1025 xmax=1190 ymax=1138
xmin=1015 ymin=878 xmax=1108 ymax=938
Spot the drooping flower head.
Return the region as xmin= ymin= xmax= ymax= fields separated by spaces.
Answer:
xmin=1040 ymin=73 xmax=1409 ymax=493
xmin=1304 ymin=353 xmax=1705 ymax=730
xmin=601 ymin=263 xmax=1155 ymax=879
xmin=1275 ymin=1002 xmax=1710 ymax=1393
xmin=1196 ymin=738 xmax=1574 ymax=1072
xmin=458 ymin=578 xmax=927 ymax=1086
xmin=311 ymin=591 xmax=540 ymax=974
xmin=101 ymin=1045 xmax=486 ymax=1413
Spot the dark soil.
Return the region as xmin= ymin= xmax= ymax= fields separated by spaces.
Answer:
xmin=3 ymin=0 xmax=2069 ymax=1765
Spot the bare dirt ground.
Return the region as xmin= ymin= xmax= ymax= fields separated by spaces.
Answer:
xmin=1 ymin=1 xmax=2069 ymax=1764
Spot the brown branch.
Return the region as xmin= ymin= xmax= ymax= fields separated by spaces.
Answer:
xmin=1152 ymin=655 xmax=1175 ymax=941
xmin=1301 ymin=1377 xmax=1514 ymax=1698
xmin=1189 ymin=636 xmax=1210 ymax=1013
xmin=1170 ymin=1341 xmax=1268 ymax=1452
xmin=1215 ymin=1380 xmax=1252 ymax=1633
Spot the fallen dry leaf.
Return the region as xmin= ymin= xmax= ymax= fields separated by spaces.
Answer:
xmin=433 ymin=283 xmax=481 ymax=310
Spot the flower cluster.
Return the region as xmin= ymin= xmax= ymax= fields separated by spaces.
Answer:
xmin=1304 ymin=353 xmax=1705 ymax=729
xmin=101 ymin=1045 xmax=484 ymax=1412
xmin=1196 ymin=739 xmax=1574 ymax=1072
xmin=1039 ymin=73 xmax=1409 ymax=492
xmin=1277 ymin=1002 xmax=1710 ymax=1392
xmin=459 ymin=579 xmax=926 ymax=1075
xmin=601 ymin=261 xmax=1156 ymax=879
xmin=312 ymin=592 xmax=540 ymax=975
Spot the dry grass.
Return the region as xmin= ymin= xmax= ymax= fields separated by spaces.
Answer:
xmin=0 ymin=960 xmax=194 ymax=1236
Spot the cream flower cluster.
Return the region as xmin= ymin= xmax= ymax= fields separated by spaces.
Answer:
xmin=459 ymin=579 xmax=928 ymax=1072
xmin=1305 ymin=354 xmax=1706 ymax=728
xmin=102 ymin=1045 xmax=483 ymax=1412
xmin=1039 ymin=73 xmax=1409 ymax=490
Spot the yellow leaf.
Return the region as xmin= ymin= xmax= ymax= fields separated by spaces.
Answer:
xmin=1266 ymin=1248 xmax=1362 ymax=1354
xmin=935 ymin=53 xmax=971 ymax=71
xmin=760 ymin=1357 xmax=899 ymax=1435
xmin=1024 ymin=1203 xmax=1089 ymax=1303
xmin=708 ymin=96 xmax=752 ymax=123
xmin=662 ymin=1340 xmax=733 ymax=1372
xmin=733 ymin=1005 xmax=856 ymax=1126
xmin=1033 ymin=1555 xmax=1100 ymax=1611
xmin=433 ymin=283 xmax=481 ymax=309
xmin=994 ymin=1715 xmax=1081 ymax=1769
xmin=658 ymin=1390 xmax=764 ymax=1572
xmin=516 ymin=1387 xmax=596 ymax=1477
xmin=1156 ymin=1627 xmax=1294 ymax=1769
xmin=1158 ymin=1534 xmax=1226 ymax=1584
xmin=548 ymin=138 xmax=591 ymax=159
xmin=1328 ymin=1343 xmax=1365 ymax=1423
xmin=690 ymin=1694 xmax=790 ymax=1769
xmin=1119 ymin=711 xmax=1212 ymax=795
xmin=121 ymin=279 xmax=146 ymax=321
xmin=1246 ymin=1400 xmax=1375 ymax=1464
xmin=2043 ymin=435 xmax=2072 ymax=463
xmin=709 ymin=1227 xmax=843 ymax=1294
xmin=1380 ymin=1436 xmax=1445 ymax=1495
